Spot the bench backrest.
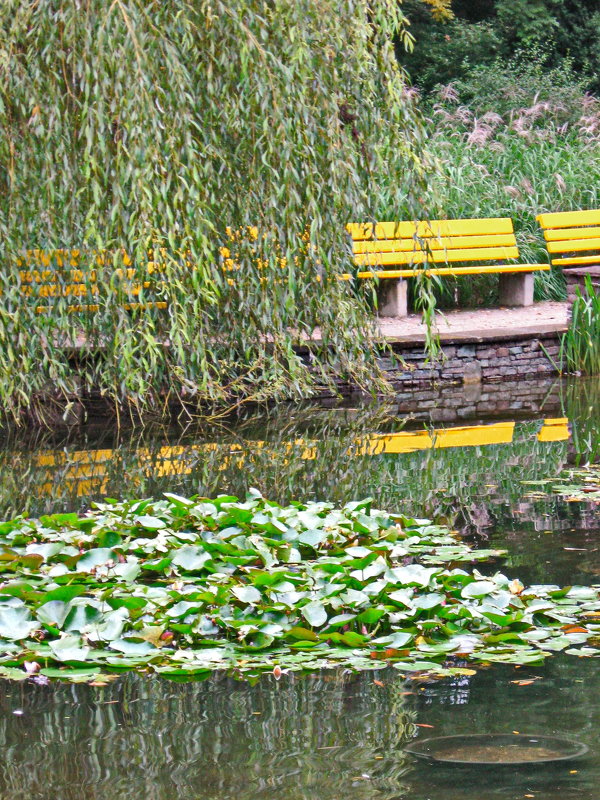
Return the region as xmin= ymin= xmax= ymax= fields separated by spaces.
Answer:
xmin=536 ymin=209 xmax=600 ymax=268
xmin=347 ymin=217 xmax=520 ymax=268
xmin=10 ymin=249 xmax=167 ymax=313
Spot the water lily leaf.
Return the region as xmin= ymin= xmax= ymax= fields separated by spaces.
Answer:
xmin=42 ymin=586 xmax=86 ymax=603
xmin=36 ymin=600 xmax=71 ymax=628
xmin=231 ymin=585 xmax=262 ymax=605
xmin=356 ymin=608 xmax=385 ymax=625
xmin=340 ymin=631 xmax=368 ymax=647
xmin=76 ymin=548 xmax=118 ymax=571
xmin=412 ymin=593 xmax=444 ymax=610
xmin=63 ymin=604 xmax=102 ymax=632
xmin=49 ymin=635 xmax=90 ymax=662
xmin=135 ymin=515 xmax=167 ymax=530
xmin=163 ymin=493 xmax=194 ymax=507
xmin=26 ymin=542 xmax=64 ymax=561
xmin=109 ymin=639 xmax=157 ymax=655
xmin=461 ymin=580 xmax=497 ymax=599
xmin=372 ymin=631 xmax=413 ymax=648
xmin=340 ymin=588 xmax=370 ymax=606
xmin=171 ymin=546 xmax=211 ymax=571
xmin=239 ymin=632 xmax=274 ymax=650
xmin=285 ymin=626 xmax=319 ymax=641
xmin=85 ymin=608 xmax=129 ymax=642
xmin=297 ymin=529 xmax=327 ymax=547
xmin=388 ymin=565 xmax=440 ymax=587
xmin=301 ymin=601 xmax=327 ymax=628
xmin=0 ymin=605 xmax=37 ymax=640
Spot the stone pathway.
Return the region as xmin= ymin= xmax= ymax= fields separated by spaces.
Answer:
xmin=377 ymin=301 xmax=569 ymax=343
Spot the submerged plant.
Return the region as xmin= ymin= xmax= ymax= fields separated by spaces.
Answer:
xmin=0 ymin=492 xmax=597 ymax=683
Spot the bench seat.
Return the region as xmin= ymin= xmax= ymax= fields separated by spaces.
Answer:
xmin=346 ymin=217 xmax=549 ymax=317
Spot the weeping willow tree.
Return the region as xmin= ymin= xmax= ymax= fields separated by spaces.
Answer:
xmin=0 ymin=0 xmax=429 ymax=422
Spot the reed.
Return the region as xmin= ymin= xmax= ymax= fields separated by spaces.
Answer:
xmin=562 ymin=277 xmax=600 ymax=376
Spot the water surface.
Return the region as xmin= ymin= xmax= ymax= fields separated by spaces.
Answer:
xmin=1 ymin=376 xmax=599 ymax=799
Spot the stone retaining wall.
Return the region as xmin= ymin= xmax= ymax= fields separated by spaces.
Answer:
xmin=382 ymin=333 xmax=560 ymax=388
xmin=310 ymin=329 xmax=562 ymax=400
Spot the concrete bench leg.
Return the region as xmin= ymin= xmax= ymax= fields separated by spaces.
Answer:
xmin=378 ymin=279 xmax=408 ymax=318
xmin=499 ymin=273 xmax=534 ymax=307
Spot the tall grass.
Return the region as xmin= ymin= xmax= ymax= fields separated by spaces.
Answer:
xmin=562 ymin=277 xmax=600 ymax=376
xmin=389 ymin=61 xmax=600 ymax=309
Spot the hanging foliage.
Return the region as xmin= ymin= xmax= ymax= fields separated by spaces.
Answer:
xmin=0 ymin=0 xmax=429 ymax=422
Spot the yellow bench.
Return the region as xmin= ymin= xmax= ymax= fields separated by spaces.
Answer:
xmin=536 ymin=209 xmax=600 ymax=304
xmin=346 ymin=217 xmax=550 ymax=317
xmin=536 ymin=209 xmax=600 ymax=269
xmin=12 ymin=249 xmax=168 ymax=314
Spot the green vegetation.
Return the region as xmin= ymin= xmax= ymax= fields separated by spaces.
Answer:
xmin=561 ymin=278 xmax=600 ymax=376
xmin=0 ymin=491 xmax=598 ymax=683
xmin=401 ymin=1 xmax=600 ymax=96
xmin=392 ymin=1 xmax=600 ymax=310
xmin=410 ymin=64 xmax=599 ymax=307
xmin=0 ymin=0 xmax=429 ymax=421
xmin=527 ymin=465 xmax=600 ymax=502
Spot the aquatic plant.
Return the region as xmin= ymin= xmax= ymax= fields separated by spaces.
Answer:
xmin=0 ymin=492 xmax=598 ymax=683
xmin=561 ymin=277 xmax=600 ymax=376
xmin=526 ymin=465 xmax=600 ymax=502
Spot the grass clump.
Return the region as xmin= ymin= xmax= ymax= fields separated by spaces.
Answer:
xmin=562 ymin=278 xmax=600 ymax=376
xmin=0 ymin=491 xmax=598 ymax=683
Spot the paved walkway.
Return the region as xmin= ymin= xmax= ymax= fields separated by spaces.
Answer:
xmin=378 ymin=301 xmax=569 ymax=344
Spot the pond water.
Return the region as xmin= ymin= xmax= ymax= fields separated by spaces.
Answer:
xmin=1 ymin=377 xmax=600 ymax=799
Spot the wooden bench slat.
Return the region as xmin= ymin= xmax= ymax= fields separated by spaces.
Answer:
xmin=16 ymin=282 xmax=159 ymax=299
xmin=352 ymin=233 xmax=516 ymax=255
xmin=344 ymin=264 xmax=549 ymax=280
xmin=347 ymin=217 xmax=514 ymax=240
xmin=547 ymin=237 xmax=600 ymax=254
xmin=354 ymin=246 xmax=520 ymax=267
xmin=34 ymin=301 xmax=168 ymax=314
xmin=550 ymin=254 xmax=600 ymax=266
xmin=536 ymin=209 xmax=600 ymax=229
xmin=18 ymin=265 xmax=164 ymax=284
xmin=543 ymin=225 xmax=600 ymax=242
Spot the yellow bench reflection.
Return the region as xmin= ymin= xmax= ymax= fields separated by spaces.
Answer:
xmin=31 ymin=418 xmax=570 ymax=498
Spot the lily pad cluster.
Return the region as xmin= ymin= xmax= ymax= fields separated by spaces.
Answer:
xmin=0 ymin=491 xmax=598 ymax=683
xmin=525 ymin=466 xmax=600 ymax=502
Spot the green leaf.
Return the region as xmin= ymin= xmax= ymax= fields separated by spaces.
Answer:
xmin=231 ymin=585 xmax=262 ymax=605
xmin=36 ymin=600 xmax=71 ymax=628
xmin=285 ymin=626 xmax=319 ymax=641
xmin=0 ymin=604 xmax=37 ymax=640
xmin=49 ymin=635 xmax=90 ymax=662
xmin=135 ymin=515 xmax=167 ymax=530
xmin=109 ymin=639 xmax=157 ymax=655
xmin=171 ymin=546 xmax=211 ymax=571
xmin=76 ymin=548 xmax=117 ymax=571
xmin=461 ymin=580 xmax=497 ymax=599
xmin=301 ymin=601 xmax=327 ymax=628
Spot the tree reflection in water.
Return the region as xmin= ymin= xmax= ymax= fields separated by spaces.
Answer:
xmin=0 ymin=670 xmax=413 ymax=800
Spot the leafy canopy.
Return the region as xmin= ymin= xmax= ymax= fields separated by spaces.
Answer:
xmin=0 ymin=0 xmax=427 ymax=420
